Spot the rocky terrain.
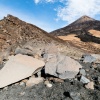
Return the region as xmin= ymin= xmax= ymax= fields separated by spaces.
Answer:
xmin=0 ymin=15 xmax=84 ymax=61
xmin=51 ymin=15 xmax=100 ymax=53
xmin=0 ymin=15 xmax=99 ymax=100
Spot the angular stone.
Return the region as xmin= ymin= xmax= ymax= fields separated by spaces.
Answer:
xmin=20 ymin=82 xmax=26 ymax=87
xmin=26 ymin=76 xmax=44 ymax=87
xmin=44 ymin=80 xmax=52 ymax=88
xmin=98 ymin=77 xmax=100 ymax=83
xmin=82 ymin=54 xmax=100 ymax=63
xmin=80 ymin=76 xmax=90 ymax=84
xmin=79 ymin=69 xmax=86 ymax=76
xmin=83 ymin=54 xmax=96 ymax=63
xmin=45 ymin=53 xmax=82 ymax=79
xmin=91 ymin=54 xmax=100 ymax=63
xmin=70 ymin=92 xmax=80 ymax=100
xmin=15 ymin=46 xmax=34 ymax=56
xmin=0 ymin=54 xmax=45 ymax=88
xmin=85 ymin=81 xmax=94 ymax=89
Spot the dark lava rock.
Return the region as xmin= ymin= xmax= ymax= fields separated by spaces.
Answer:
xmin=0 ymin=79 xmax=100 ymax=100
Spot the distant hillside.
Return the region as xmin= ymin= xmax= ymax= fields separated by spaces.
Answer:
xmin=50 ymin=15 xmax=100 ymax=53
xmin=51 ymin=15 xmax=100 ymax=36
xmin=0 ymin=15 xmax=66 ymax=51
xmin=0 ymin=15 xmax=84 ymax=58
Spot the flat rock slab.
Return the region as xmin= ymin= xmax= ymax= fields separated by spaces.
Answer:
xmin=0 ymin=54 xmax=45 ymax=88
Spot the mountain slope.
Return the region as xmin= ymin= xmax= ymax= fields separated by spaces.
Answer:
xmin=51 ymin=15 xmax=100 ymax=36
xmin=0 ymin=15 xmax=66 ymax=51
xmin=50 ymin=15 xmax=100 ymax=53
xmin=0 ymin=15 xmax=84 ymax=59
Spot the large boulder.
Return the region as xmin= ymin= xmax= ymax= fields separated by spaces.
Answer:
xmin=44 ymin=53 xmax=82 ymax=79
xmin=91 ymin=54 xmax=100 ymax=63
xmin=0 ymin=54 xmax=45 ymax=88
xmin=82 ymin=54 xmax=100 ymax=63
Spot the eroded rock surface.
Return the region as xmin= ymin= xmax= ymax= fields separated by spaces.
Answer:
xmin=45 ymin=53 xmax=82 ymax=79
xmin=0 ymin=54 xmax=45 ymax=88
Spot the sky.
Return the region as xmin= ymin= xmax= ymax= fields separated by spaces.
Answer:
xmin=0 ymin=0 xmax=100 ymax=32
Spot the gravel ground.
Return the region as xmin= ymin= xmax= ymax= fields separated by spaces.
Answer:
xmin=0 ymin=62 xmax=100 ymax=100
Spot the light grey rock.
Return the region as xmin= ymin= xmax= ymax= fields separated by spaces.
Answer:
xmin=70 ymin=92 xmax=80 ymax=100
xmin=20 ymin=92 xmax=25 ymax=96
xmin=80 ymin=76 xmax=90 ymax=84
xmin=37 ymin=71 xmax=41 ymax=77
xmin=15 ymin=46 xmax=34 ymax=56
xmin=79 ymin=69 xmax=86 ymax=76
xmin=82 ymin=54 xmax=96 ymax=63
xmin=44 ymin=80 xmax=52 ymax=88
xmin=91 ymin=54 xmax=100 ymax=63
xmin=0 ymin=54 xmax=45 ymax=88
xmin=20 ymin=82 xmax=26 ymax=87
xmin=98 ymin=77 xmax=100 ymax=83
xmin=82 ymin=54 xmax=100 ymax=63
xmin=45 ymin=53 xmax=82 ymax=79
xmin=26 ymin=76 xmax=44 ymax=87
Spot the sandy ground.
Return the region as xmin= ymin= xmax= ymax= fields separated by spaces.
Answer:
xmin=58 ymin=32 xmax=100 ymax=53
xmin=89 ymin=30 xmax=100 ymax=38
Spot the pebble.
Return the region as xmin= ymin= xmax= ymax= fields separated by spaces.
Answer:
xmin=70 ymin=91 xmax=80 ymax=100
xmin=3 ymin=86 xmax=8 ymax=90
xmin=20 ymin=92 xmax=25 ymax=96
xmin=80 ymin=76 xmax=90 ymax=84
xmin=85 ymin=69 xmax=89 ymax=72
xmin=85 ymin=81 xmax=94 ymax=90
xmin=37 ymin=71 xmax=41 ymax=77
xmin=20 ymin=82 xmax=26 ymax=87
xmin=92 ymin=64 xmax=97 ymax=69
xmin=44 ymin=80 xmax=52 ymax=88
xmin=98 ymin=77 xmax=100 ymax=83
xmin=79 ymin=69 xmax=86 ymax=76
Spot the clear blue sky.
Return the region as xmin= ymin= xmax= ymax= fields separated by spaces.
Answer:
xmin=0 ymin=0 xmax=100 ymax=32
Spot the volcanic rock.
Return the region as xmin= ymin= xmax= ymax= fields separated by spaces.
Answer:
xmin=98 ymin=77 xmax=100 ymax=83
xmin=79 ymin=69 xmax=86 ymax=76
xmin=0 ymin=54 xmax=45 ymax=88
xmin=26 ymin=76 xmax=44 ymax=87
xmin=45 ymin=53 xmax=82 ymax=79
xmin=82 ymin=54 xmax=100 ymax=63
xmin=15 ymin=46 xmax=34 ymax=56
xmin=85 ymin=81 xmax=94 ymax=90
xmin=80 ymin=76 xmax=90 ymax=84
xmin=44 ymin=80 xmax=52 ymax=88
xmin=69 ymin=91 xmax=81 ymax=100
xmin=82 ymin=54 xmax=96 ymax=63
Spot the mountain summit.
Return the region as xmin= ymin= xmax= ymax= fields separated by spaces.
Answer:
xmin=51 ymin=15 xmax=100 ymax=36
xmin=72 ymin=15 xmax=95 ymax=25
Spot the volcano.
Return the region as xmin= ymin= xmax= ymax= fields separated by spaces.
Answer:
xmin=50 ymin=15 xmax=100 ymax=53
